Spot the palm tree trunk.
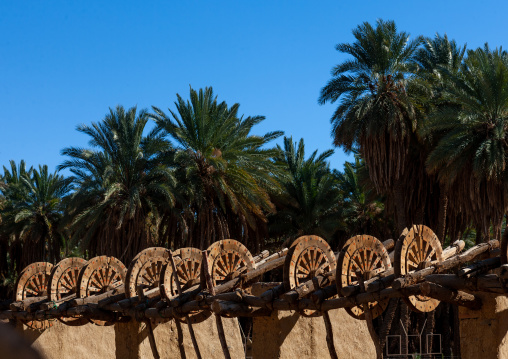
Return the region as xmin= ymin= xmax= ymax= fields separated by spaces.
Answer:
xmin=437 ymin=189 xmax=448 ymax=243
xmin=393 ymin=181 xmax=408 ymax=234
xmin=378 ymin=298 xmax=399 ymax=354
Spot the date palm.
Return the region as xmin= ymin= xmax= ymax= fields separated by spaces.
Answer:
xmin=425 ymin=44 xmax=508 ymax=242
xmin=414 ymin=34 xmax=467 ymax=241
xmin=269 ymin=136 xmax=343 ymax=242
xmin=0 ymin=162 xmax=72 ymax=271
xmin=59 ymin=106 xmax=176 ymax=262
xmin=151 ymin=87 xmax=283 ymax=251
xmin=319 ymin=19 xmax=424 ymax=233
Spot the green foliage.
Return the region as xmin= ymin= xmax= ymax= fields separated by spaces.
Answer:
xmin=59 ymin=105 xmax=175 ymax=261
xmin=151 ymin=87 xmax=283 ymax=250
xmin=269 ymin=136 xmax=343 ymax=242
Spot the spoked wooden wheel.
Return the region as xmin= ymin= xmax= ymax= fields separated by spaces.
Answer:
xmin=49 ymin=257 xmax=88 ymax=326
xmin=160 ymin=247 xmax=210 ymax=324
xmin=15 ymin=262 xmax=54 ymax=330
xmin=77 ymin=256 xmax=126 ymax=326
xmin=207 ymin=239 xmax=256 ymax=287
xmin=125 ymin=247 xmax=170 ymax=298
xmin=394 ymin=224 xmax=443 ymax=312
xmin=283 ymin=235 xmax=336 ymax=317
xmin=338 ymin=235 xmax=391 ymax=320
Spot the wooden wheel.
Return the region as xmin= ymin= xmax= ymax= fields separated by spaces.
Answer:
xmin=125 ymin=247 xmax=170 ymax=298
xmin=48 ymin=257 xmax=88 ymax=326
xmin=77 ymin=256 xmax=126 ymax=326
xmin=207 ymin=239 xmax=256 ymax=287
xmin=337 ymin=235 xmax=391 ymax=320
xmin=15 ymin=262 xmax=54 ymax=330
xmin=283 ymin=235 xmax=336 ymax=317
xmin=160 ymin=247 xmax=211 ymax=324
xmin=394 ymin=224 xmax=443 ymax=312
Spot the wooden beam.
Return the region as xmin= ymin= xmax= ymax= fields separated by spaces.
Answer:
xmin=392 ymin=240 xmax=498 ymax=289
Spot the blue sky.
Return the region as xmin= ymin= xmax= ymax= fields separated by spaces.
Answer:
xmin=1 ymin=1 xmax=507 ymax=175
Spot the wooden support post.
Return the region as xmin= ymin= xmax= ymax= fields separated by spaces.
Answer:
xmin=169 ymin=250 xmax=202 ymax=359
xmin=202 ymin=250 xmax=232 ymax=359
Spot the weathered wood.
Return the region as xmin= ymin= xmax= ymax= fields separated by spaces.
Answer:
xmin=253 ymin=250 xmax=270 ymax=263
xmin=341 ymin=240 xmax=465 ymax=297
xmin=40 ymin=294 xmax=75 ymax=310
xmin=117 ymin=287 xmax=159 ymax=309
xmin=280 ymin=270 xmax=334 ymax=303
xmin=169 ymin=284 xmax=201 ymax=307
xmin=212 ymin=251 xmax=287 ymax=295
xmin=425 ymin=274 xmax=507 ymax=294
xmin=310 ymin=284 xmax=337 ymax=304
xmin=254 ymin=248 xmax=288 ymax=267
xmin=458 ymin=256 xmax=501 ymax=277
xmin=251 ymin=282 xmax=281 ymax=296
xmin=71 ymin=285 xmax=125 ymax=306
xmin=210 ymin=300 xmax=272 ymax=317
xmin=10 ymin=296 xmax=47 ymax=311
xmin=392 ymin=240 xmax=499 ymax=290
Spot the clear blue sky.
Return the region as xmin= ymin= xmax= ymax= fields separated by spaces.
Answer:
xmin=1 ymin=1 xmax=507 ymax=175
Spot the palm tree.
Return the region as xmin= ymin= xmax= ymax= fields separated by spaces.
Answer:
xmin=413 ymin=33 xmax=467 ymax=242
xmin=424 ymin=44 xmax=508 ymax=243
xmin=337 ymin=156 xmax=391 ymax=240
xmin=269 ymin=136 xmax=343 ymax=243
xmin=0 ymin=161 xmax=71 ymax=271
xmin=59 ymin=105 xmax=175 ymax=262
xmin=151 ymin=87 xmax=283 ymax=252
xmin=319 ymin=19 xmax=424 ymax=233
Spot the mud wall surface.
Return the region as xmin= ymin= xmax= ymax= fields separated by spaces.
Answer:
xmin=251 ymin=308 xmax=376 ymax=359
xmin=17 ymin=316 xmax=244 ymax=359
xmin=459 ymin=292 xmax=508 ymax=359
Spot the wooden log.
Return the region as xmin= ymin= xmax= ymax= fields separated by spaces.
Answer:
xmin=71 ymin=285 xmax=125 ymax=306
xmin=117 ymin=287 xmax=159 ymax=309
xmin=40 ymin=294 xmax=76 ymax=310
xmin=98 ymin=292 xmax=127 ymax=309
xmin=169 ymin=284 xmax=201 ymax=307
xmin=251 ymin=282 xmax=281 ymax=296
xmin=341 ymin=240 xmax=465 ymax=297
xmin=202 ymin=250 xmax=232 ymax=359
xmin=10 ymin=296 xmax=47 ymax=311
xmin=310 ymin=284 xmax=337 ymax=304
xmin=213 ymin=252 xmax=287 ymax=295
xmin=458 ymin=257 xmax=501 ymax=277
xmin=392 ymin=240 xmax=498 ymax=290
xmin=253 ymin=250 xmax=270 ymax=263
xmin=254 ymin=248 xmax=288 ymax=267
xmin=259 ymin=283 xmax=286 ymax=306
xmin=280 ymin=270 xmax=334 ymax=303
xmin=425 ymin=273 xmax=506 ymax=294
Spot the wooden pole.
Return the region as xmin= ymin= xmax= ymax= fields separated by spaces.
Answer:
xmin=392 ymin=240 xmax=498 ymax=289
xmin=168 ymin=250 xmax=202 ymax=359
xmin=202 ymin=250 xmax=232 ymax=359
